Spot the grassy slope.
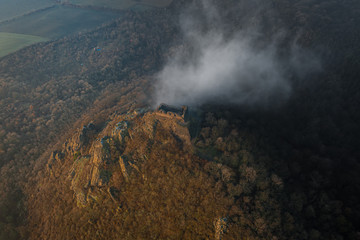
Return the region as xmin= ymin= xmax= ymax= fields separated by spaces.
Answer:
xmin=0 ymin=32 xmax=47 ymax=58
xmin=0 ymin=5 xmax=122 ymax=39
xmin=0 ymin=0 xmax=169 ymax=58
xmin=0 ymin=0 xmax=54 ymax=22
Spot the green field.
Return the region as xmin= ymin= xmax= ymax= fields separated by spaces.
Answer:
xmin=0 ymin=32 xmax=47 ymax=57
xmin=0 ymin=5 xmax=122 ymax=39
xmin=0 ymin=0 xmax=169 ymax=58
xmin=67 ymin=0 xmax=172 ymax=10
xmin=0 ymin=0 xmax=54 ymax=22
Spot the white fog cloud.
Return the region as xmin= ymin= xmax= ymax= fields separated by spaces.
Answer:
xmin=154 ymin=0 xmax=320 ymax=107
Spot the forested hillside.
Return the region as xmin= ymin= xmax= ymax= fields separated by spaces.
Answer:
xmin=1 ymin=0 xmax=360 ymax=239
xmin=0 ymin=8 xmax=177 ymax=239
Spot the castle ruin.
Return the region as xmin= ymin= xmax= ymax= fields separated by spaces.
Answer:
xmin=155 ymin=103 xmax=189 ymax=121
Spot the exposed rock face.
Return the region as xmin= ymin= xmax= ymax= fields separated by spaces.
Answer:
xmin=69 ymin=156 xmax=92 ymax=207
xmin=89 ymin=141 xmax=104 ymax=187
xmin=47 ymin=150 xmax=64 ymax=171
xmin=52 ymin=105 xmax=192 ymax=207
xmin=214 ymin=217 xmax=228 ymax=240
xmin=79 ymin=123 xmax=97 ymax=152
xmin=118 ymin=156 xmax=130 ymax=181
xmin=63 ymin=123 xmax=97 ymax=158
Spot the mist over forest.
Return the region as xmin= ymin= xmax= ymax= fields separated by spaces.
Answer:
xmin=155 ymin=0 xmax=320 ymax=107
xmin=1 ymin=0 xmax=360 ymax=239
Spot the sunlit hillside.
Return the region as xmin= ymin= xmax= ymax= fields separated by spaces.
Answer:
xmin=1 ymin=0 xmax=360 ymax=239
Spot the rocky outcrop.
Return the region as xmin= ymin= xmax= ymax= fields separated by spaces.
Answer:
xmin=47 ymin=150 xmax=64 ymax=171
xmin=62 ymin=122 xmax=98 ymax=159
xmin=214 ymin=217 xmax=228 ymax=240
xmin=79 ymin=123 xmax=97 ymax=151
xmin=53 ymin=105 xmax=192 ymax=207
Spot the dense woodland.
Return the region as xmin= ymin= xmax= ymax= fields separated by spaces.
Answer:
xmin=0 ymin=7 xmax=177 ymax=239
xmin=1 ymin=0 xmax=360 ymax=239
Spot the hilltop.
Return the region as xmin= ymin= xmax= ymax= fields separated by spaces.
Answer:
xmin=25 ymin=105 xmax=287 ymax=239
xmin=27 ymin=106 xmax=226 ymax=239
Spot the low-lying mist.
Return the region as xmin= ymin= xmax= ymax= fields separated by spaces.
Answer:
xmin=154 ymin=0 xmax=320 ymax=108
